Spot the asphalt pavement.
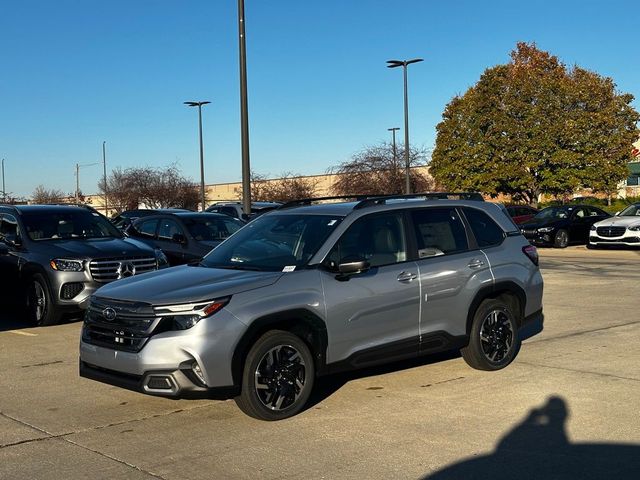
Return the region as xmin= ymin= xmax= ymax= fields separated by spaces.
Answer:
xmin=1 ymin=246 xmax=639 ymax=479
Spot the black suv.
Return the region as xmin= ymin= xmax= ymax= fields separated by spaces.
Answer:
xmin=0 ymin=204 xmax=167 ymax=325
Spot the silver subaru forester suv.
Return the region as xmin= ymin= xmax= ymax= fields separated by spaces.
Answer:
xmin=79 ymin=194 xmax=544 ymax=420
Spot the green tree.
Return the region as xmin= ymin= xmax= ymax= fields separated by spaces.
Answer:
xmin=431 ymin=42 xmax=639 ymax=205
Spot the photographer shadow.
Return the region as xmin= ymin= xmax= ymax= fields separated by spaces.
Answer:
xmin=423 ymin=396 xmax=640 ymax=480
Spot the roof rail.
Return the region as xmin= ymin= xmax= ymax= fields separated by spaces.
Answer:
xmin=353 ymin=192 xmax=484 ymax=210
xmin=278 ymin=195 xmax=377 ymax=210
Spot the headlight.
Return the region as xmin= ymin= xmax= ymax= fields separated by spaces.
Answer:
xmin=537 ymin=227 xmax=555 ymax=233
xmin=629 ymin=225 xmax=640 ymax=232
xmin=154 ymin=297 xmax=230 ymax=330
xmin=50 ymin=259 xmax=84 ymax=272
xmin=155 ymin=250 xmax=169 ymax=268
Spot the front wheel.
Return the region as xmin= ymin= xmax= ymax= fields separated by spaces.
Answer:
xmin=235 ymin=330 xmax=315 ymax=421
xmin=553 ymin=229 xmax=569 ymax=248
xmin=26 ymin=274 xmax=62 ymax=326
xmin=462 ymin=299 xmax=520 ymax=371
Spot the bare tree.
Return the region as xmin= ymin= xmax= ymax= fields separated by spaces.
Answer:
xmin=330 ymin=143 xmax=433 ymax=196
xmin=235 ymin=172 xmax=319 ymax=203
xmin=98 ymin=164 xmax=199 ymax=213
xmin=31 ymin=185 xmax=67 ymax=204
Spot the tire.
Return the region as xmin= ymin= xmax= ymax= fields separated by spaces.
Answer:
xmin=235 ymin=330 xmax=315 ymax=421
xmin=26 ymin=274 xmax=62 ymax=326
xmin=553 ymin=229 xmax=569 ymax=248
xmin=461 ymin=298 xmax=521 ymax=371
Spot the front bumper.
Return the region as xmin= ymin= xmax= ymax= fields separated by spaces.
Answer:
xmin=522 ymin=232 xmax=554 ymax=246
xmin=589 ymin=234 xmax=640 ymax=246
xmin=79 ymin=309 xmax=246 ymax=397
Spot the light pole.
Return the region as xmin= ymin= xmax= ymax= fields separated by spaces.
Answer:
xmin=387 ymin=58 xmax=423 ymax=194
xmin=184 ymin=101 xmax=211 ymax=211
xmin=1 ymin=158 xmax=5 ymax=202
xmin=238 ymin=0 xmax=251 ymax=215
xmin=75 ymin=162 xmax=100 ymax=202
xmin=388 ymin=127 xmax=400 ymax=166
xmin=102 ymin=141 xmax=108 ymax=216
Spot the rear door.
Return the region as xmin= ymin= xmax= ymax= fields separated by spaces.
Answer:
xmin=410 ymin=207 xmax=494 ymax=343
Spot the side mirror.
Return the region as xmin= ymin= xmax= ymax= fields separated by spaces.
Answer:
xmin=338 ymin=258 xmax=370 ymax=275
xmin=172 ymin=233 xmax=187 ymax=244
xmin=0 ymin=243 xmax=8 ymax=255
xmin=5 ymin=234 xmax=21 ymax=247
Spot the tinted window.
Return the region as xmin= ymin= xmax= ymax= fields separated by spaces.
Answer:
xmin=21 ymin=210 xmax=121 ymax=241
xmin=411 ymin=208 xmax=468 ymax=257
xmin=0 ymin=214 xmax=19 ymax=240
xmin=326 ymin=212 xmax=407 ymax=268
xmin=184 ymin=217 xmax=243 ymax=241
xmin=221 ymin=206 xmax=239 ymax=218
xmin=134 ymin=219 xmax=158 ymax=238
xmin=464 ymin=208 xmax=504 ymax=248
xmin=158 ymin=219 xmax=183 ymax=240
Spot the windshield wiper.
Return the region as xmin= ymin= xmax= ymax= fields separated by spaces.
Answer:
xmin=208 ymin=264 xmax=263 ymax=271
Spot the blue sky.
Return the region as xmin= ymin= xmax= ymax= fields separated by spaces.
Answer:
xmin=1 ymin=0 xmax=638 ymax=197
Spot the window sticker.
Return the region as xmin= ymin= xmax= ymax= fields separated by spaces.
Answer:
xmin=328 ymin=219 xmax=337 ymax=226
xmin=282 ymin=265 xmax=296 ymax=272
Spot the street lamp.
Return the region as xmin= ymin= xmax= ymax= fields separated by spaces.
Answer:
xmin=237 ymin=0 xmax=251 ymax=215
xmin=102 ymin=141 xmax=108 ymax=217
xmin=184 ymin=100 xmax=211 ymax=211
xmin=387 ymin=58 xmax=423 ymax=194
xmin=387 ymin=127 xmax=400 ymax=165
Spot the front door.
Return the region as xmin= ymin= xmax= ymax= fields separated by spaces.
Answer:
xmin=320 ymin=211 xmax=420 ymax=367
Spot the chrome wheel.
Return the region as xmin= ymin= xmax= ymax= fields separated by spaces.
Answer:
xmin=555 ymin=230 xmax=568 ymax=248
xmin=254 ymin=344 xmax=306 ymax=411
xmin=31 ymin=281 xmax=46 ymax=322
xmin=479 ymin=309 xmax=514 ymax=363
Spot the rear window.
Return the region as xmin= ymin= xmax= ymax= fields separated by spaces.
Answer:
xmin=464 ymin=208 xmax=505 ymax=248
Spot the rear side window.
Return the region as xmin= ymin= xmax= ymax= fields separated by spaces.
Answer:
xmin=464 ymin=208 xmax=505 ymax=248
xmin=158 ymin=219 xmax=183 ymax=240
xmin=411 ymin=208 xmax=468 ymax=258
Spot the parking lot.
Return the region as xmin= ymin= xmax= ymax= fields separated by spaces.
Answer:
xmin=1 ymin=246 xmax=639 ymax=479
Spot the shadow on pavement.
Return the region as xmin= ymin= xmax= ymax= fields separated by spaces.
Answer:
xmin=423 ymin=396 xmax=640 ymax=480
xmin=307 ymin=350 xmax=460 ymax=410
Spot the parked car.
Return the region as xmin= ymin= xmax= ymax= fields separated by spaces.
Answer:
xmin=505 ymin=205 xmax=539 ymax=224
xmin=111 ymin=208 xmax=191 ymax=230
xmin=520 ymin=204 xmax=610 ymax=248
xmin=588 ymin=202 xmax=640 ymax=248
xmin=0 ymin=204 xmax=168 ymax=326
xmin=205 ymin=201 xmax=282 ymax=221
xmin=125 ymin=212 xmax=245 ymax=265
xmin=80 ymin=193 xmax=543 ymax=420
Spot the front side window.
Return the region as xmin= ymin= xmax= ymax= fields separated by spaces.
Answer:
xmin=201 ymin=214 xmax=343 ymax=271
xmin=184 ymin=217 xmax=243 ymax=241
xmin=411 ymin=208 xmax=468 ymax=257
xmin=325 ymin=212 xmax=407 ymax=269
xmin=21 ymin=211 xmax=121 ymax=241
xmin=133 ymin=219 xmax=159 ymax=239
xmin=158 ymin=219 xmax=183 ymax=240
xmin=464 ymin=208 xmax=505 ymax=248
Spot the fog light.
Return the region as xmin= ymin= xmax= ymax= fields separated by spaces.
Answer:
xmin=192 ymin=362 xmax=206 ymax=386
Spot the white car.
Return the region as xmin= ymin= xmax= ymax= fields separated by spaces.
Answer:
xmin=589 ymin=203 xmax=640 ymax=247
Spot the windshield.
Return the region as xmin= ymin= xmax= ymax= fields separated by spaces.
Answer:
xmin=22 ymin=210 xmax=122 ymax=241
xmin=200 ymin=214 xmax=343 ymax=271
xmin=183 ymin=216 xmax=244 ymax=241
xmin=619 ymin=204 xmax=640 ymax=216
xmin=534 ymin=207 xmax=572 ymax=221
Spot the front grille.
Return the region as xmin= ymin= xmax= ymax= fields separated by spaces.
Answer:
xmin=83 ymin=298 xmax=159 ymax=352
xmin=596 ymin=226 xmax=626 ymax=238
xmin=61 ymin=282 xmax=84 ymax=299
xmin=89 ymin=256 xmax=157 ymax=283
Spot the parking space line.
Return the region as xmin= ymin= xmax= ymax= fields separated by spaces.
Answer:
xmin=5 ymin=330 xmax=38 ymax=337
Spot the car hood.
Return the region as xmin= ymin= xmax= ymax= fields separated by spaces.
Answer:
xmin=594 ymin=217 xmax=640 ymax=228
xmin=94 ymin=265 xmax=283 ymax=305
xmin=37 ymin=237 xmax=155 ymax=258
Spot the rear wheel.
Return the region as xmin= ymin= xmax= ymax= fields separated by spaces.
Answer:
xmin=235 ymin=330 xmax=315 ymax=421
xmin=462 ymin=298 xmax=520 ymax=371
xmin=26 ymin=274 xmax=62 ymax=326
xmin=553 ymin=229 xmax=569 ymax=248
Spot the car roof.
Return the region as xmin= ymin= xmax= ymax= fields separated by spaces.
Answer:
xmin=133 ymin=212 xmax=237 ymax=221
xmin=8 ymin=204 xmax=98 ymax=214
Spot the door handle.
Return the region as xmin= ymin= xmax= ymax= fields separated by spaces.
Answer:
xmin=467 ymin=259 xmax=485 ymax=269
xmin=397 ymin=271 xmax=417 ymax=283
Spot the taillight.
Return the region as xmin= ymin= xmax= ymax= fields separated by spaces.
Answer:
xmin=522 ymin=245 xmax=539 ymax=266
